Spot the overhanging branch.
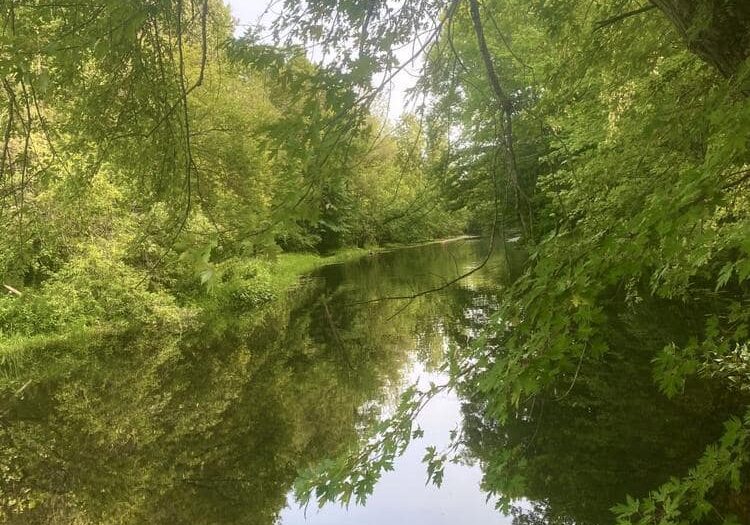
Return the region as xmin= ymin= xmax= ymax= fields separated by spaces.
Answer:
xmin=593 ymin=4 xmax=657 ymax=31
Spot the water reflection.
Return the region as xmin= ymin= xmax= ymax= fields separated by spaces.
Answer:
xmin=1 ymin=239 xmax=745 ymax=524
xmin=0 ymin=239 xmax=506 ymax=524
xmin=461 ymin=291 xmax=750 ymax=525
xmin=280 ymin=360 xmax=508 ymax=525
xmin=279 ymin=240 xmax=508 ymax=523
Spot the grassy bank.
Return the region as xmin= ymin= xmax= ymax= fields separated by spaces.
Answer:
xmin=271 ymin=247 xmax=377 ymax=289
xmin=0 ymin=244 xmax=393 ymax=359
xmin=0 ymin=248 xmax=372 ymax=394
xmin=0 ymin=237 xmax=468 ymax=367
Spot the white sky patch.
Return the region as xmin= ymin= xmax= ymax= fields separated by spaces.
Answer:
xmin=224 ymin=0 xmax=419 ymax=122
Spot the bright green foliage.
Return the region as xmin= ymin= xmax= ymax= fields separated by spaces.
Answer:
xmin=0 ymin=3 xmax=465 ymax=519
xmin=0 ymin=1 xmax=462 ymax=350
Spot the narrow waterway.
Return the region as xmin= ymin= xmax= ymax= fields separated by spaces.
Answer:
xmin=278 ymin=239 xmax=512 ymax=523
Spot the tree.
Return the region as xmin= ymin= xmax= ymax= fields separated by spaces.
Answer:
xmin=650 ymin=0 xmax=750 ymax=79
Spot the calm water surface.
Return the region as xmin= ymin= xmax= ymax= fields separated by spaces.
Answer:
xmin=1 ymin=239 xmax=743 ymax=524
xmin=279 ymin=239 xmax=511 ymax=524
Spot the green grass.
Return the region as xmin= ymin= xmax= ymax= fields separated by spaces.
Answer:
xmin=271 ymin=238 xmax=478 ymax=292
xmin=271 ymin=247 xmax=376 ymax=290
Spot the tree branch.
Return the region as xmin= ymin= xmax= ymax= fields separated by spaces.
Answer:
xmin=594 ymin=5 xmax=657 ymax=31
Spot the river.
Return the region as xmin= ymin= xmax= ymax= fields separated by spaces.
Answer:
xmin=0 ymin=239 xmax=745 ymax=523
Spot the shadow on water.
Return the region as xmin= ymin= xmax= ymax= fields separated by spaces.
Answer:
xmin=462 ymin=298 xmax=749 ymax=525
xmin=1 ymin=239 xmax=746 ymax=524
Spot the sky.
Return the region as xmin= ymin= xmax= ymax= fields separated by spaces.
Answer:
xmin=225 ymin=0 xmax=272 ymax=35
xmin=224 ymin=0 xmax=416 ymax=121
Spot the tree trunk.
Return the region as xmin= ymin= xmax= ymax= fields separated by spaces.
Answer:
xmin=467 ymin=0 xmax=534 ymax=240
xmin=651 ymin=0 xmax=750 ymax=79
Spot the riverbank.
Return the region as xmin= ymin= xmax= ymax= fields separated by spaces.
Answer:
xmin=271 ymin=247 xmax=376 ymax=290
xmin=271 ymin=236 xmax=481 ymax=290
xmin=0 ymin=239 xmax=465 ymax=358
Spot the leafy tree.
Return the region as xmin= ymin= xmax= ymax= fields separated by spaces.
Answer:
xmin=274 ymin=0 xmax=750 ymax=521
